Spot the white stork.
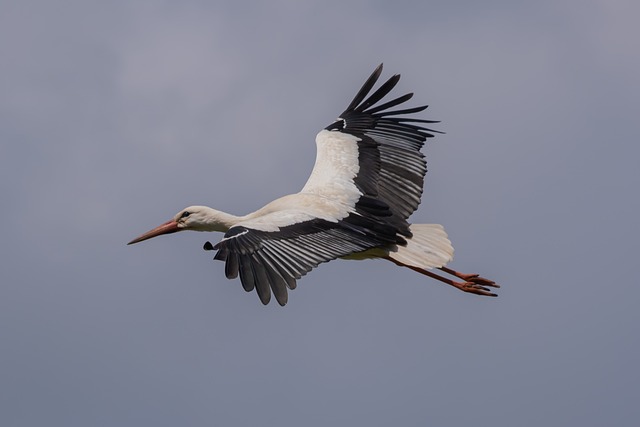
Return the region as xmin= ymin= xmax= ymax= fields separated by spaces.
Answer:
xmin=128 ymin=64 xmax=498 ymax=306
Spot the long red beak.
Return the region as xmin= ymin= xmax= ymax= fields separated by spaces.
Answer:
xmin=127 ymin=220 xmax=181 ymax=245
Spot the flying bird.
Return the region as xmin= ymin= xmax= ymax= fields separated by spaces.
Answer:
xmin=128 ymin=64 xmax=498 ymax=306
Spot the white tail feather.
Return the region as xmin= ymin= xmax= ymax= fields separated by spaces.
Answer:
xmin=389 ymin=224 xmax=454 ymax=270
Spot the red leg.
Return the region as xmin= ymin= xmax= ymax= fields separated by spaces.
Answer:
xmin=386 ymin=257 xmax=499 ymax=297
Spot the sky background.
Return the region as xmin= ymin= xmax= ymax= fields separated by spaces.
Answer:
xmin=2 ymin=0 xmax=639 ymax=426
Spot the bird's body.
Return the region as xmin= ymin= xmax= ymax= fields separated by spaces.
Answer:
xmin=128 ymin=64 xmax=498 ymax=305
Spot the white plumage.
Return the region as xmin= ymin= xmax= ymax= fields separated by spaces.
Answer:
xmin=128 ymin=64 xmax=498 ymax=305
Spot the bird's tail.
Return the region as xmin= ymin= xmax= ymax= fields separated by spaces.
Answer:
xmin=388 ymin=224 xmax=454 ymax=270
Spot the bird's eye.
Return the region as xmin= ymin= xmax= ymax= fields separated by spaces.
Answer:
xmin=181 ymin=211 xmax=191 ymax=219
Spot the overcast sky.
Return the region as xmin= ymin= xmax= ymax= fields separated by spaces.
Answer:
xmin=2 ymin=1 xmax=639 ymax=426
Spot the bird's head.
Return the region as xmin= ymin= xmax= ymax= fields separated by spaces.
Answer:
xmin=127 ymin=206 xmax=215 ymax=245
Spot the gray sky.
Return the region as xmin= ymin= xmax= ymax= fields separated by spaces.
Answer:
xmin=2 ymin=0 xmax=639 ymax=426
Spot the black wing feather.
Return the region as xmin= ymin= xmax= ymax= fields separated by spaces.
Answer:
xmin=365 ymin=93 xmax=414 ymax=115
xmin=345 ymin=64 xmax=384 ymax=112
xmin=355 ymin=74 xmax=400 ymax=112
xmin=324 ymin=64 xmax=442 ymax=239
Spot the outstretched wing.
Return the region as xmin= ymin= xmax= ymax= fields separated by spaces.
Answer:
xmin=205 ymin=207 xmax=402 ymax=306
xmin=303 ymin=63 xmax=441 ymax=236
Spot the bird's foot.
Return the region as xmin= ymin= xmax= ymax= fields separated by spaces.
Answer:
xmin=457 ymin=273 xmax=500 ymax=289
xmin=452 ymin=280 xmax=499 ymax=297
xmin=438 ymin=266 xmax=500 ymax=293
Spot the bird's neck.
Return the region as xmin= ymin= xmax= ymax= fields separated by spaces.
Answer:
xmin=199 ymin=207 xmax=242 ymax=232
